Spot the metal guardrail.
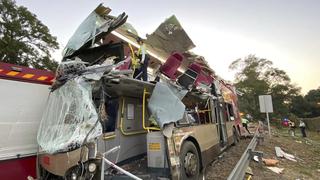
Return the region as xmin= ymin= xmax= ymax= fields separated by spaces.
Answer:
xmin=227 ymin=125 xmax=264 ymax=180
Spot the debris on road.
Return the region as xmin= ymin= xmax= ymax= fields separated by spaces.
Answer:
xmin=253 ymin=155 xmax=259 ymax=162
xmin=266 ymin=167 xmax=284 ymax=174
xmin=262 ymin=158 xmax=279 ymax=166
xmin=275 ymin=146 xmax=297 ymax=162
xmin=250 ymin=128 xmax=320 ymax=179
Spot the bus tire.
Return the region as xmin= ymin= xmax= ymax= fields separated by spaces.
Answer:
xmin=180 ymin=141 xmax=200 ymax=180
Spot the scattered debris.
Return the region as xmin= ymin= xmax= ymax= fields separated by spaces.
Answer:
xmin=262 ymin=158 xmax=279 ymax=166
xmin=305 ymin=140 xmax=312 ymax=145
xmin=266 ymin=167 xmax=284 ymax=174
xmin=250 ymin=129 xmax=320 ymax=179
xmin=275 ymin=146 xmax=297 ymax=162
xmin=253 ymin=155 xmax=259 ymax=162
xmin=218 ymin=152 xmax=225 ymax=159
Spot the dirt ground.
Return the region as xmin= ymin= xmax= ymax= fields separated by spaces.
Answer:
xmin=205 ymin=138 xmax=252 ymax=179
xmin=250 ymin=127 xmax=320 ymax=180
xmin=205 ymin=124 xmax=256 ymax=180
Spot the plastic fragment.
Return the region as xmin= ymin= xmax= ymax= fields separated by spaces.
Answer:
xmin=262 ymin=158 xmax=279 ymax=166
xmin=266 ymin=167 xmax=284 ymax=174
xmin=253 ymin=155 xmax=259 ymax=162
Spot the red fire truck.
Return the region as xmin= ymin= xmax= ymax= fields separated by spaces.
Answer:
xmin=0 ymin=62 xmax=54 ymax=180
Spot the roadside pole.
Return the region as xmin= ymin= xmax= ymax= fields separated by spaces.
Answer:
xmin=266 ymin=111 xmax=271 ymax=137
xmin=259 ymin=95 xmax=273 ymax=138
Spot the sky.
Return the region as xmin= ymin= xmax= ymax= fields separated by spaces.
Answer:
xmin=15 ymin=0 xmax=320 ymax=94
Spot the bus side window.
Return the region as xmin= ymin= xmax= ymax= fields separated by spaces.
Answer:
xmin=104 ymin=98 xmax=119 ymax=133
xmin=127 ymin=103 xmax=135 ymax=120
xmin=123 ymin=97 xmax=147 ymax=132
xmin=197 ymin=102 xmax=213 ymax=124
xmin=211 ymin=100 xmax=219 ymax=124
xmin=226 ymin=103 xmax=235 ymax=121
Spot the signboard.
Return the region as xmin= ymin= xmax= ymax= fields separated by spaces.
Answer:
xmin=259 ymin=95 xmax=273 ymax=137
xmin=259 ymin=95 xmax=273 ymax=113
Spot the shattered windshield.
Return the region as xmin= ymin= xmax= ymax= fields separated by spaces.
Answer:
xmin=37 ymin=77 xmax=102 ymax=154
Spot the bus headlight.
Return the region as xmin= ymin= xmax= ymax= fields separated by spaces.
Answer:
xmin=71 ymin=172 xmax=77 ymax=180
xmin=88 ymin=163 xmax=97 ymax=173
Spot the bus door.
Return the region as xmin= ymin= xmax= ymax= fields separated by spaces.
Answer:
xmin=211 ymin=99 xmax=228 ymax=147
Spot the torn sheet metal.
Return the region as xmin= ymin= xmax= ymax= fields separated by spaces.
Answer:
xmin=146 ymin=15 xmax=195 ymax=54
xmin=162 ymin=123 xmax=175 ymax=138
xmin=166 ymin=82 xmax=188 ymax=100
xmin=37 ymin=77 xmax=102 ymax=154
xmin=62 ymin=4 xmax=127 ymax=58
xmin=118 ymin=22 xmax=139 ymax=38
xmin=52 ymin=60 xmax=114 ymax=91
xmin=148 ymin=82 xmax=186 ymax=128
xmin=275 ymin=146 xmax=297 ymax=162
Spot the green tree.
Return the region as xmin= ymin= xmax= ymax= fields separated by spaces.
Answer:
xmin=290 ymin=95 xmax=312 ymax=117
xmin=0 ymin=0 xmax=59 ymax=71
xmin=290 ymin=87 xmax=320 ymax=118
xmin=229 ymin=55 xmax=300 ymax=120
xmin=304 ymin=88 xmax=320 ymax=117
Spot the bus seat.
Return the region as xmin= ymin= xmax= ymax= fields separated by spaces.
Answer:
xmin=194 ymin=72 xmax=213 ymax=87
xmin=160 ymin=52 xmax=184 ymax=80
xmin=188 ymin=63 xmax=202 ymax=74
xmin=116 ymin=56 xmax=131 ymax=70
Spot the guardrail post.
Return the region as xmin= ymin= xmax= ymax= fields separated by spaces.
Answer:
xmin=257 ymin=134 xmax=264 ymax=145
xmin=249 ymin=149 xmax=264 ymax=167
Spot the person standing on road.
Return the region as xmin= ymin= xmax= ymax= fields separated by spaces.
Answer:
xmin=299 ymin=120 xmax=307 ymax=137
xmin=242 ymin=116 xmax=251 ymax=134
xmin=288 ymin=120 xmax=296 ymax=136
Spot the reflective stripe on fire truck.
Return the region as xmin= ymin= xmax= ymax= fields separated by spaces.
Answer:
xmin=6 ymin=71 xmax=20 ymax=76
xmin=0 ymin=62 xmax=55 ymax=85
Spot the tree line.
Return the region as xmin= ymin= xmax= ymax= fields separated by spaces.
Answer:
xmin=230 ymin=55 xmax=320 ymax=120
xmin=0 ymin=0 xmax=59 ymax=71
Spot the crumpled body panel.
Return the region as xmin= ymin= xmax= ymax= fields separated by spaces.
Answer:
xmin=37 ymin=77 xmax=102 ymax=154
xmin=148 ymin=82 xmax=187 ymax=128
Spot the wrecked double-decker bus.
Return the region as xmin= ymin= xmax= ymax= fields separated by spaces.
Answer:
xmin=36 ymin=4 xmax=241 ymax=180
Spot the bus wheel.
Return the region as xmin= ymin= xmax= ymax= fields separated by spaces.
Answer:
xmin=232 ymin=127 xmax=240 ymax=145
xmin=180 ymin=141 xmax=200 ymax=180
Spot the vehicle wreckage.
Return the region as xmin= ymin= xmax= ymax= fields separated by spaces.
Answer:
xmin=36 ymin=4 xmax=242 ymax=180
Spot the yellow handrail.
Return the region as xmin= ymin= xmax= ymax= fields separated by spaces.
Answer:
xmin=102 ymin=134 xmax=116 ymax=140
xmin=119 ymin=98 xmax=147 ymax=136
xmin=197 ymin=102 xmax=212 ymax=124
xmin=143 ymin=88 xmax=160 ymax=131
xmin=128 ymin=44 xmax=138 ymax=78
